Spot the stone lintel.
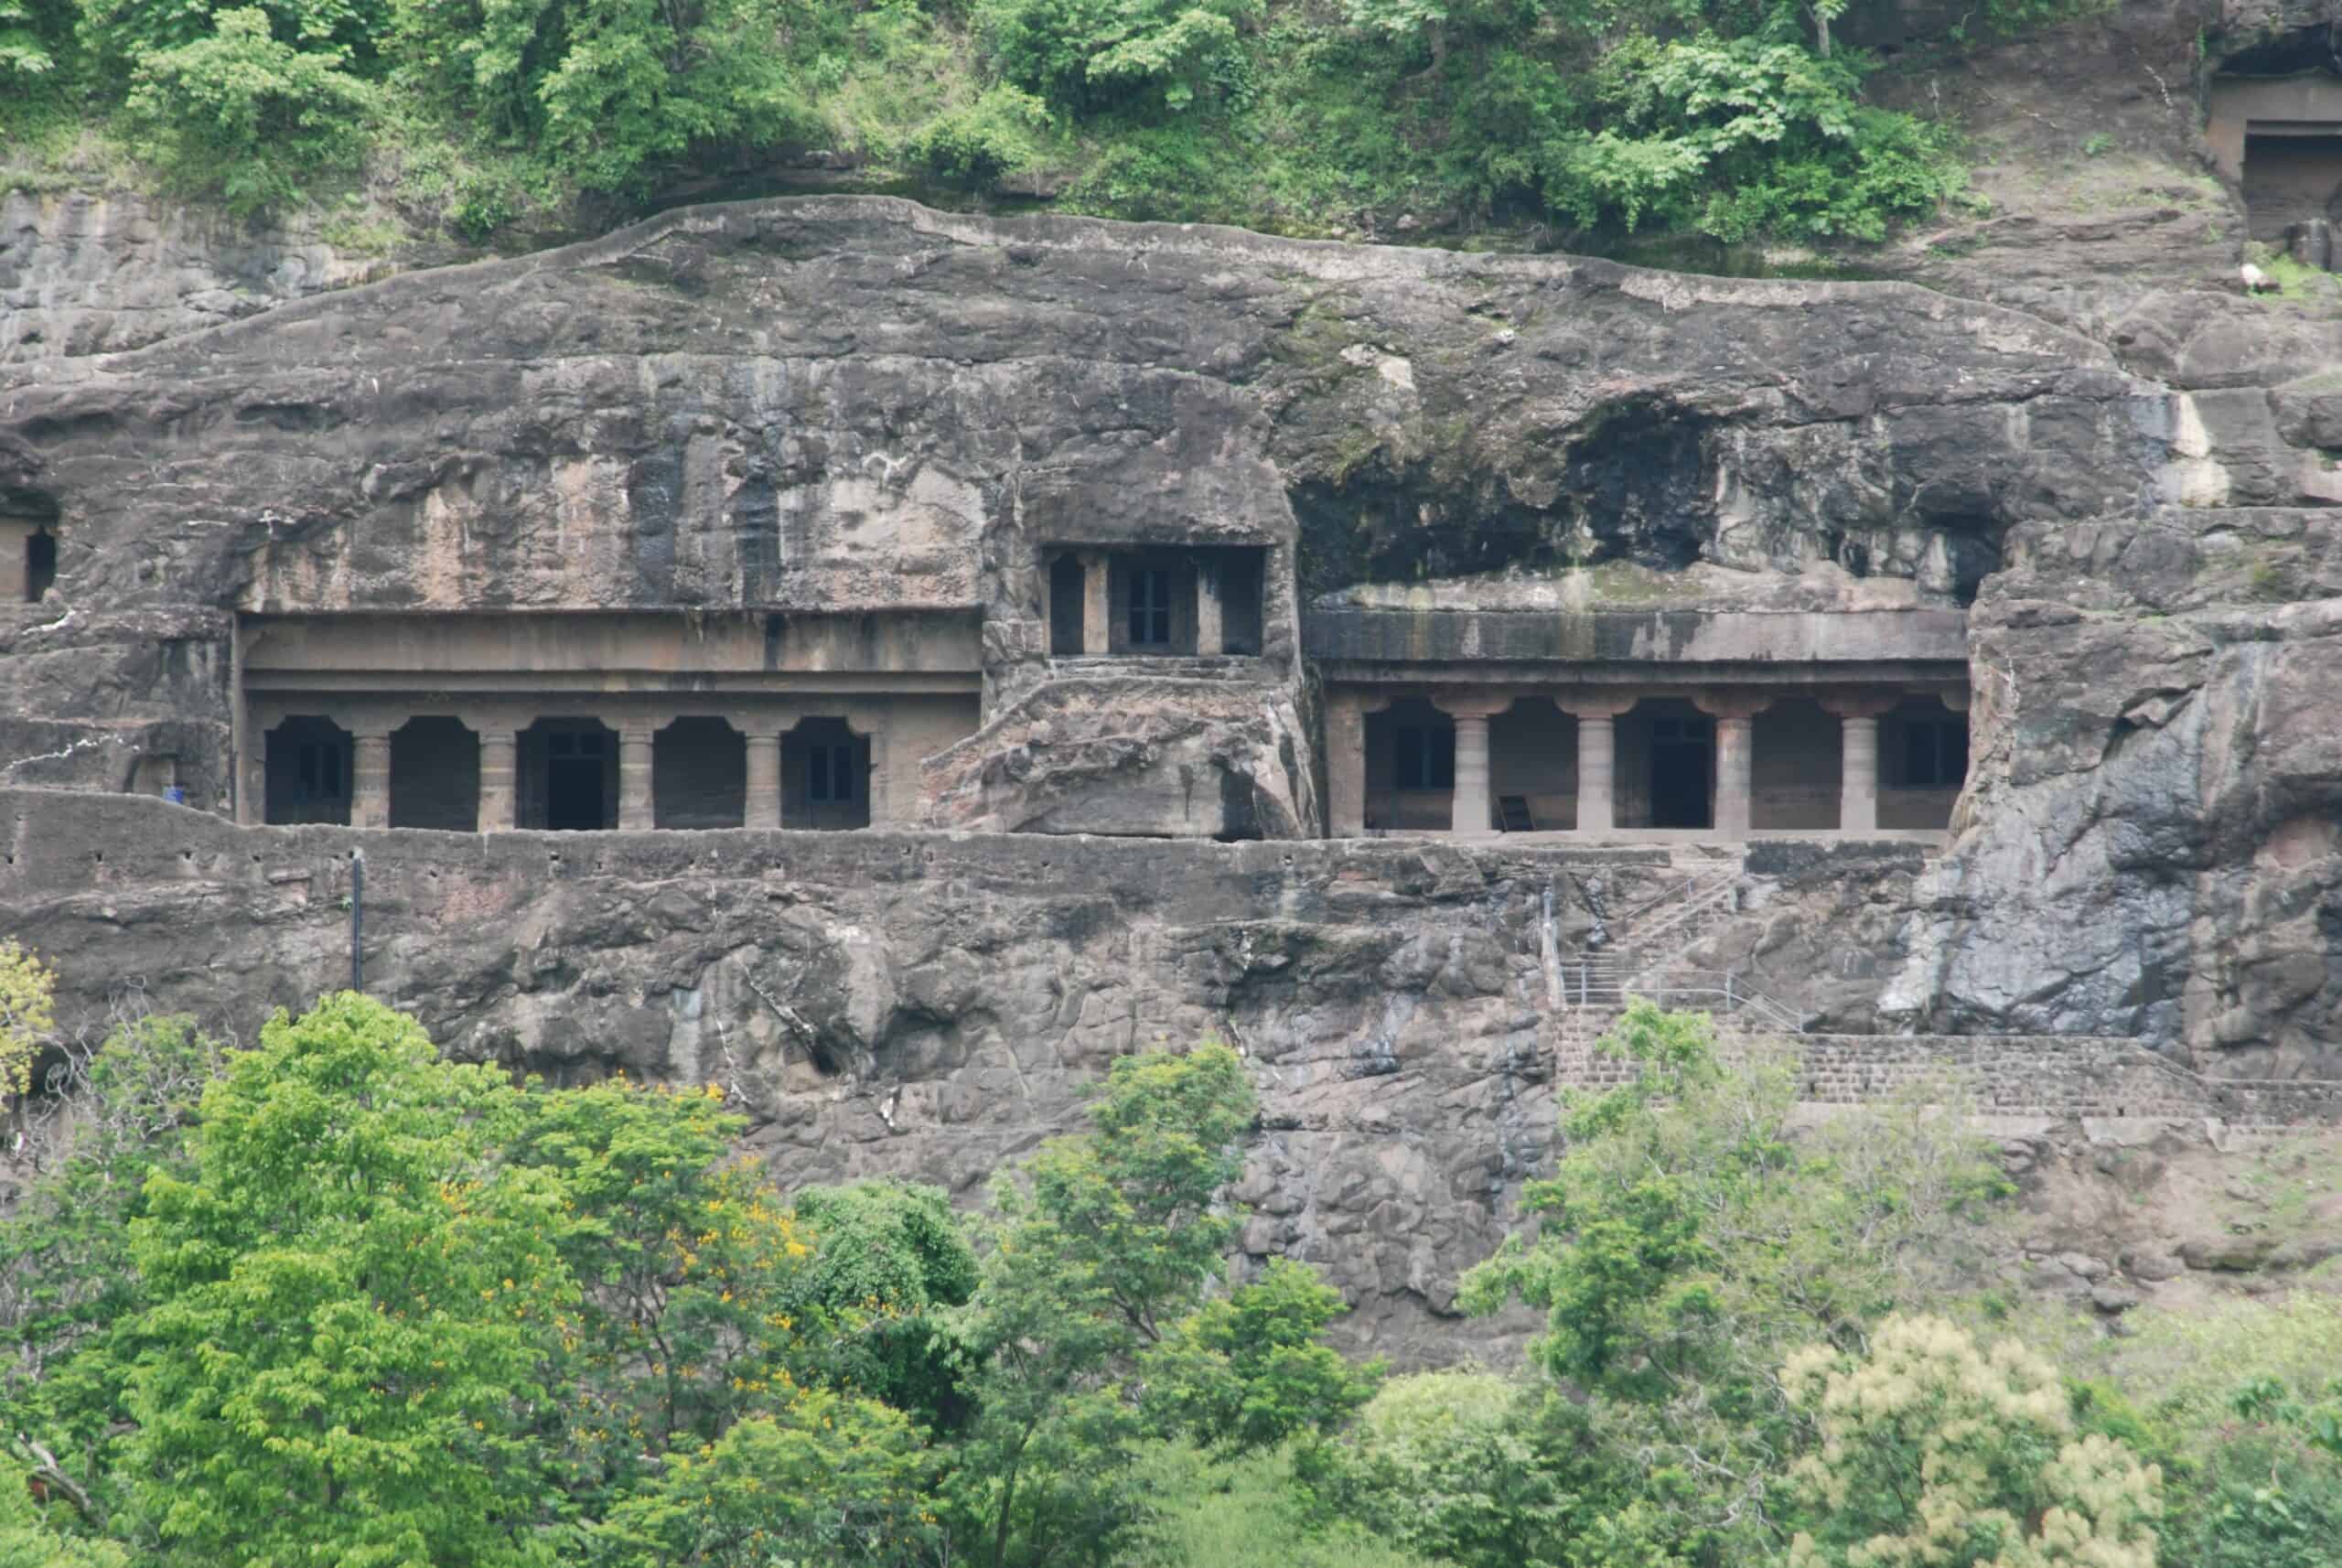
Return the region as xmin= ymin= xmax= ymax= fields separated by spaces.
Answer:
xmin=240 ymin=608 xmax=985 ymax=679
xmin=1303 ymin=606 xmax=1970 ymax=667
xmin=1316 ymin=660 xmax=1968 ymax=691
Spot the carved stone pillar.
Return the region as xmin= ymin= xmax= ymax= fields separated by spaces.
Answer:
xmin=1434 ymin=691 xmax=1508 ymax=838
xmin=618 ymin=724 xmax=656 ymax=832
xmin=1195 ymin=556 xmax=1224 ymax=656
xmin=1823 ymin=693 xmax=1899 ymax=835
xmin=1558 ymin=695 xmax=1636 ymax=834
xmin=1694 ymin=693 xmax=1771 ymax=839
xmin=854 ymin=711 xmax=891 ymax=827
xmin=742 ymin=725 xmax=783 ymax=831
xmin=1080 ymin=552 xmax=1111 ymax=656
xmin=350 ymin=725 xmax=392 ymax=831
xmin=476 ymin=722 xmax=516 ymax=832
xmin=1326 ymin=693 xmax=1367 ymax=836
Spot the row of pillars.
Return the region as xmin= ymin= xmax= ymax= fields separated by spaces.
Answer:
xmin=326 ymin=715 xmax=877 ymax=832
xmin=1328 ymin=689 xmax=1950 ymax=838
xmin=1067 ymin=551 xmax=1231 ymax=655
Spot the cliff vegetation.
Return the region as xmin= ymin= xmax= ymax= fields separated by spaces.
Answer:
xmin=1 ymin=0 xmax=2094 ymax=242
xmin=1 ymin=981 xmax=2336 ymax=1567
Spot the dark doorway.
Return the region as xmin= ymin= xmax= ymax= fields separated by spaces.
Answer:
xmin=389 ymin=716 xmax=479 ymax=831
xmin=1643 ymin=705 xmax=1714 ymax=829
xmin=1363 ymin=696 xmax=1455 ymax=832
xmin=1048 ymin=553 xmax=1085 ymax=655
xmin=1214 ymin=548 xmax=1267 ymax=655
xmin=654 ymin=716 xmax=746 ymax=829
xmin=782 ymin=717 xmax=871 ymax=830
xmin=2244 ymin=132 xmax=2342 ymax=241
xmin=25 ymin=528 xmax=56 ymax=601
xmin=520 ymin=719 xmax=617 ymax=831
xmin=263 ymin=716 xmax=353 ymax=825
xmin=1880 ymin=696 xmax=1969 ymax=831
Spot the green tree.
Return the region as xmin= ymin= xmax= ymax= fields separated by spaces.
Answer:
xmin=1299 ymin=1369 xmax=1606 ymax=1568
xmin=390 ymin=0 xmax=807 ymax=190
xmin=0 ymin=1444 xmax=127 ymax=1568
xmin=1139 ymin=1258 xmax=1379 ymax=1454
xmin=0 ymin=1015 xmax=224 ymax=1511
xmin=503 ymin=1074 xmax=826 ymax=1506
xmin=1459 ymin=1001 xmax=2009 ymax=1562
xmin=109 ymin=993 xmax=573 ymax=1567
xmin=1781 ymin=1315 xmax=2162 ymax=1568
xmin=120 ymin=7 xmax=375 ymax=214
xmin=982 ymin=0 xmax=1260 ymax=115
xmin=586 ymin=1388 xmax=937 ymax=1567
xmin=949 ymin=1041 xmax=1256 ymax=1568
xmin=790 ymin=1179 xmax=980 ymax=1427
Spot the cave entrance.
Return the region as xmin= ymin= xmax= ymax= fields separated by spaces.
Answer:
xmin=263 ymin=715 xmax=353 ymax=825
xmin=25 ymin=529 xmax=56 ymax=601
xmin=2209 ymin=68 xmax=2342 ymax=252
xmin=389 ymin=716 xmax=479 ymax=832
xmin=1750 ymin=697 xmax=1842 ymax=831
xmin=654 ymin=716 xmax=747 ymax=829
xmin=1488 ymin=697 xmax=1576 ymax=832
xmin=783 ymin=716 xmax=870 ymax=830
xmin=1879 ymin=697 xmax=1969 ymax=831
xmin=1363 ymin=697 xmax=1454 ymax=832
xmin=1621 ymin=699 xmax=1712 ymax=830
xmin=520 ymin=719 xmax=617 ymax=831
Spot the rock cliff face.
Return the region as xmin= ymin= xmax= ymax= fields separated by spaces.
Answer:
xmin=0 ymin=788 xmax=1948 ymax=1359
xmin=8 ymin=180 xmax=2337 ymax=1071
xmin=5 ymin=0 xmax=2342 ymax=1353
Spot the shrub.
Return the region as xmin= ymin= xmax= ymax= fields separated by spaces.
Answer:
xmin=982 ymin=0 xmax=1260 ymax=115
xmin=121 ymin=8 xmax=374 ymax=214
xmin=911 ymin=84 xmax=1051 ymax=188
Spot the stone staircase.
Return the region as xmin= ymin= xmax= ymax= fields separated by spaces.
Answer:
xmin=1544 ymin=850 xmax=1815 ymax=1079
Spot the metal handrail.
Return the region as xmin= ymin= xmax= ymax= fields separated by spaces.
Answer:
xmin=1552 ymin=967 xmax=1807 ymax=1035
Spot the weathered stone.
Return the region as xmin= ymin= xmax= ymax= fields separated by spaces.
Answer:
xmin=2180 ymin=1234 xmax=2278 ymax=1272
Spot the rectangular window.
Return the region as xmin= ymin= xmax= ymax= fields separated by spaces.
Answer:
xmin=1903 ymin=720 xmax=1969 ymax=788
xmin=1392 ymin=726 xmax=1455 ymax=789
xmin=809 ymin=744 xmax=856 ymax=803
xmin=1127 ymin=567 xmax=1172 ymax=648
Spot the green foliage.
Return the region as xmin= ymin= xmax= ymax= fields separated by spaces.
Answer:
xmin=0 ymin=1451 xmax=126 ymax=1568
xmin=1127 ymin=1440 xmax=1438 ymax=1568
xmin=110 ymin=993 xmax=571 ymax=1566
xmin=1781 ymin=1314 xmax=2162 ymax=1568
xmin=0 ymin=939 xmax=56 ymax=1104
xmin=948 ymin=1041 xmax=1259 ymax=1567
xmin=1457 ymin=1001 xmax=2013 ymax=1562
xmin=1301 ymin=1369 xmax=1606 ymax=1568
xmin=1139 ymin=1258 xmax=1380 ymax=1453
xmin=982 ymin=0 xmax=1260 ymax=114
xmin=790 ymin=1179 xmax=979 ymax=1426
xmin=389 ymin=0 xmax=808 ymax=191
xmin=120 ymin=7 xmax=375 ymax=214
xmin=586 ymin=1389 xmax=937 ymax=1566
xmin=0 ymin=0 xmax=67 ymax=79
xmin=910 ymin=83 xmax=1052 ymax=188
xmin=503 ymin=1075 xmax=825 ymax=1506
xmin=0 ymin=1015 xmax=224 ymax=1496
